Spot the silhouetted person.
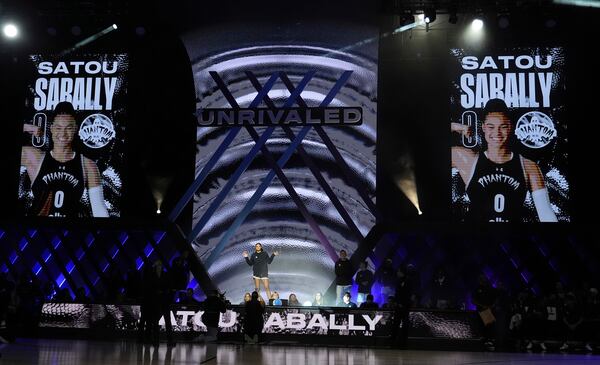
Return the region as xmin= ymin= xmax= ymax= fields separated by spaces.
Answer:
xmin=105 ymin=267 xmax=123 ymax=302
xmin=335 ymin=250 xmax=353 ymax=306
xmin=430 ymin=268 xmax=454 ymax=309
xmin=377 ymin=258 xmax=396 ymax=304
xmin=180 ymin=288 xmax=201 ymax=306
xmin=355 ymin=261 xmax=374 ymax=305
xmin=359 ymin=294 xmax=379 ymax=310
xmin=170 ymin=256 xmax=189 ymax=293
xmin=138 ymin=262 xmax=154 ymax=343
xmin=53 ymin=288 xmax=72 ymax=303
xmin=146 ymin=260 xmax=175 ymax=346
xmin=472 ymin=275 xmax=498 ymax=350
xmin=395 ymin=266 xmax=411 ymax=348
xmin=124 ymin=268 xmax=142 ymax=302
xmin=244 ymin=291 xmax=264 ymax=343
xmin=74 ymin=288 xmax=91 ymax=303
xmin=198 ymin=290 xmax=227 ymax=360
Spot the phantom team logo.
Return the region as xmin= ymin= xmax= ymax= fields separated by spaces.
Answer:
xmin=515 ymin=111 xmax=557 ymax=149
xmin=197 ymin=70 xmax=362 ymax=127
xmin=78 ymin=113 xmax=116 ymax=148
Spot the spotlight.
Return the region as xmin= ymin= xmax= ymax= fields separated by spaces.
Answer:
xmin=2 ymin=23 xmax=18 ymax=38
xmin=424 ymin=8 xmax=436 ymax=24
xmin=112 ymin=24 xmax=118 ymax=30
xmin=156 ymin=209 xmax=161 ymax=214
xmin=471 ymin=18 xmax=484 ymax=31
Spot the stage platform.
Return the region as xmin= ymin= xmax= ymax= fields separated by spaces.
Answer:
xmin=2 ymin=338 xmax=600 ymax=365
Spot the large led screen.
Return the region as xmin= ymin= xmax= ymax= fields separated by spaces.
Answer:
xmin=183 ymin=20 xmax=378 ymax=302
xmin=450 ymin=48 xmax=569 ymax=223
xmin=18 ymin=54 xmax=128 ymax=218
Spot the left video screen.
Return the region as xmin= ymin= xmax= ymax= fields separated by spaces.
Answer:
xmin=18 ymin=54 xmax=128 ymax=218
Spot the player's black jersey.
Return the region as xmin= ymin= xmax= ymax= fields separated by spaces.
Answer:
xmin=465 ymin=152 xmax=527 ymax=222
xmin=30 ymin=152 xmax=85 ymax=217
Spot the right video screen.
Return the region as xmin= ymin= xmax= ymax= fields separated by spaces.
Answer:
xmin=449 ymin=47 xmax=569 ymax=223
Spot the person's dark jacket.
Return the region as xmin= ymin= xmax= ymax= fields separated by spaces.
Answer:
xmin=244 ymin=299 xmax=265 ymax=336
xmin=356 ymin=269 xmax=374 ymax=294
xmin=335 ymin=259 xmax=353 ymax=286
xmin=396 ymin=279 xmax=411 ymax=309
xmin=472 ymin=284 xmax=497 ymax=311
xmin=201 ymin=295 xmax=227 ymax=328
xmin=378 ymin=264 xmax=396 ymax=287
xmin=245 ymin=251 xmax=275 ymax=278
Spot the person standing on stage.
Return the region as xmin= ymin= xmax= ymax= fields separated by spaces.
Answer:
xmin=243 ymin=243 xmax=279 ymax=300
xmin=335 ymin=250 xmax=354 ymax=306
xmin=355 ymin=261 xmax=374 ymax=305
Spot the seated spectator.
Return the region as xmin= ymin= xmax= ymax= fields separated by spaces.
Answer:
xmin=257 ymin=294 xmax=266 ymax=308
xmin=313 ymin=292 xmax=324 ymax=306
xmin=270 ymin=292 xmax=282 ymax=306
xmin=342 ymin=292 xmax=357 ymax=308
xmin=241 ymin=292 xmax=251 ymax=305
xmin=382 ymin=296 xmax=396 ymax=310
xmin=288 ymin=293 xmax=300 ymax=306
xmin=359 ymin=294 xmax=378 ymax=310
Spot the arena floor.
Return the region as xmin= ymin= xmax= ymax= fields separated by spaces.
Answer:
xmin=2 ymin=338 xmax=600 ymax=364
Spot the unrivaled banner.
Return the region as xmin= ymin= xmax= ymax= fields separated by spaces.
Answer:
xmin=18 ymin=54 xmax=128 ymax=218
xmin=450 ymin=48 xmax=569 ymax=223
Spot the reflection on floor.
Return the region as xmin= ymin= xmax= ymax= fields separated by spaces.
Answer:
xmin=1 ymin=339 xmax=600 ymax=365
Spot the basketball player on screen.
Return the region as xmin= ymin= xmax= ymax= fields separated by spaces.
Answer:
xmin=21 ymin=101 xmax=109 ymax=217
xmin=451 ymin=98 xmax=557 ymax=222
xmin=243 ymin=243 xmax=279 ymax=300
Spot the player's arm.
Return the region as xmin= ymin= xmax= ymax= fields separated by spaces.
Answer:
xmin=21 ymin=124 xmax=44 ymax=181
xmin=82 ymin=157 xmax=109 ymax=217
xmin=450 ymin=123 xmax=477 ymax=179
xmin=522 ymin=158 xmax=558 ymax=222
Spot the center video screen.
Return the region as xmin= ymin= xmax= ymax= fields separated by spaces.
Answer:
xmin=183 ymin=19 xmax=378 ymax=302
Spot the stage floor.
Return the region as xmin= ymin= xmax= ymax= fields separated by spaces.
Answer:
xmin=1 ymin=339 xmax=600 ymax=365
